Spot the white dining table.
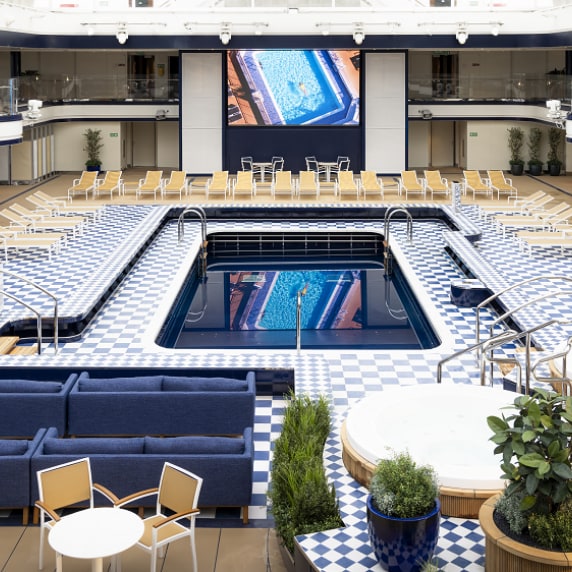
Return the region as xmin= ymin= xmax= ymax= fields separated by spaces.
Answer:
xmin=317 ymin=161 xmax=339 ymax=182
xmin=48 ymin=507 xmax=144 ymax=572
xmin=252 ymin=161 xmax=273 ymax=182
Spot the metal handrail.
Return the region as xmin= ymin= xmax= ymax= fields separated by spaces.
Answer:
xmin=0 ymin=292 xmax=43 ymax=355
xmin=296 ymin=289 xmax=304 ymax=352
xmin=383 ymin=206 xmax=413 ymax=274
xmin=178 ymin=206 xmax=207 ymax=244
xmin=531 ymin=335 xmax=572 ymax=395
xmin=1 ymin=270 xmax=59 ymax=354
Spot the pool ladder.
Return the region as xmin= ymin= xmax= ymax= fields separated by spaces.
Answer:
xmin=383 ymin=206 xmax=413 ymax=275
xmin=178 ymin=206 xmax=208 ymax=278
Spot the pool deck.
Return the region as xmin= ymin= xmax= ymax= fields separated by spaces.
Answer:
xmin=2 ymin=170 xmax=572 ymax=571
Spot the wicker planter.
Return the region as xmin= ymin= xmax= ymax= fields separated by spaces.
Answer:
xmin=479 ymin=494 xmax=572 ymax=572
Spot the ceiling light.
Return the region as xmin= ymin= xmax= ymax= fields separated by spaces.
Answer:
xmin=116 ymin=25 xmax=128 ymax=45
xmin=220 ymin=24 xmax=231 ymax=45
xmin=456 ymin=27 xmax=468 ymax=45
xmin=353 ymin=25 xmax=365 ymax=46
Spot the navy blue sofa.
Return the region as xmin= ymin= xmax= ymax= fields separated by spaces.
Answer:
xmin=67 ymin=371 xmax=256 ymax=437
xmin=30 ymin=426 xmax=254 ymax=523
xmin=0 ymin=376 xmax=77 ymax=437
xmin=0 ymin=428 xmax=46 ymax=524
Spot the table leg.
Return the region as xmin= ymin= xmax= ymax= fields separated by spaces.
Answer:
xmin=91 ymin=556 xmax=103 ymax=572
xmin=55 ymin=552 xmax=63 ymax=572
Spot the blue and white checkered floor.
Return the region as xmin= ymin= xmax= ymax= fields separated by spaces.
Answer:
xmin=2 ymin=199 xmax=572 ymax=571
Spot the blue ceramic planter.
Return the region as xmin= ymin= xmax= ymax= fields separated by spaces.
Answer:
xmin=366 ymin=494 xmax=441 ymax=572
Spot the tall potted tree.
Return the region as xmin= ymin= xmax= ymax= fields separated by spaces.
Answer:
xmin=366 ymin=450 xmax=441 ymax=572
xmin=526 ymin=127 xmax=543 ymax=176
xmin=83 ymin=128 xmax=103 ymax=171
xmin=481 ymin=389 xmax=572 ymax=571
xmin=507 ymin=126 xmax=525 ymax=176
xmin=547 ymin=126 xmax=564 ymax=176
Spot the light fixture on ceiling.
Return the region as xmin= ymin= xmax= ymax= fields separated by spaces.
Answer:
xmin=353 ymin=24 xmax=365 ymax=46
xmin=220 ymin=24 xmax=231 ymax=45
xmin=455 ymin=26 xmax=468 ymax=45
xmin=116 ymin=25 xmax=128 ymax=45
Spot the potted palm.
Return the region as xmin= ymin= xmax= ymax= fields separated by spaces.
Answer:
xmin=481 ymin=388 xmax=572 ymax=571
xmin=367 ymin=450 xmax=441 ymax=572
xmin=526 ymin=127 xmax=543 ymax=176
xmin=83 ymin=128 xmax=103 ymax=171
xmin=547 ymin=126 xmax=564 ymax=176
xmin=507 ymin=126 xmax=525 ymax=176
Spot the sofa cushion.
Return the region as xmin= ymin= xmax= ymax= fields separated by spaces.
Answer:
xmin=43 ymin=437 xmax=145 ymax=455
xmin=144 ymin=435 xmax=245 ymax=455
xmin=78 ymin=376 xmax=163 ymax=392
xmin=162 ymin=376 xmax=248 ymax=392
xmin=0 ymin=440 xmax=29 ymax=455
xmin=0 ymin=380 xmax=63 ymax=393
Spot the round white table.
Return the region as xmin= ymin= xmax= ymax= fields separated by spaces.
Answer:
xmin=48 ymin=507 xmax=144 ymax=572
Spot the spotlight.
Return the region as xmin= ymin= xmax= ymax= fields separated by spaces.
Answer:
xmin=420 ymin=109 xmax=433 ymax=120
xmin=455 ymin=27 xmax=468 ymax=45
xmin=353 ymin=25 xmax=365 ymax=46
xmin=116 ymin=25 xmax=128 ymax=45
xmin=219 ymin=25 xmax=231 ymax=45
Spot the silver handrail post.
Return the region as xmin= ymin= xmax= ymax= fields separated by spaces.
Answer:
xmin=296 ymin=290 xmax=303 ymax=353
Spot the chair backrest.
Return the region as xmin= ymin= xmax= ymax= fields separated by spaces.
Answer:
xmin=210 ymin=171 xmax=228 ymax=190
xmin=305 ymin=157 xmax=318 ymax=171
xmin=338 ymin=171 xmax=355 ymax=188
xmin=241 ymin=156 xmax=253 ymax=170
xmin=157 ymin=462 xmax=203 ymax=515
xmin=401 ymin=170 xmax=421 ymax=187
xmin=76 ymin=171 xmax=98 ymax=188
xmin=424 ymin=170 xmax=445 ymax=187
xmin=299 ymin=170 xmax=317 ymax=189
xmin=487 ymin=170 xmax=509 ymax=187
xmin=338 ymin=158 xmax=350 ymax=171
xmin=272 ymin=158 xmax=284 ymax=172
xmin=37 ymin=457 xmax=94 ymax=511
xmin=101 ymin=170 xmax=122 ymax=188
xmin=360 ymin=171 xmax=379 ymax=189
xmin=275 ymin=171 xmax=291 ymax=188
xmin=165 ymin=171 xmax=187 ymax=189
xmin=463 ymin=170 xmax=484 ymax=186
xmin=236 ymin=170 xmax=253 ymax=187
xmin=143 ymin=170 xmax=163 ymax=187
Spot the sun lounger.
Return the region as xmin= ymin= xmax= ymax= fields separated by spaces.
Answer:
xmin=479 ymin=193 xmax=553 ymax=220
xmin=486 ymin=170 xmax=518 ymax=201
xmin=297 ymin=171 xmax=319 ymax=200
xmin=495 ymin=207 xmax=572 ymax=238
xmin=337 ymin=171 xmax=360 ymax=200
xmin=68 ymin=170 xmax=98 ymax=200
xmin=205 ymin=171 xmax=229 ymax=200
xmin=26 ymin=194 xmax=102 ymax=221
xmin=0 ymin=234 xmax=63 ymax=261
xmin=161 ymin=171 xmax=188 ymax=200
xmin=135 ymin=170 xmax=163 ymax=200
xmin=463 ymin=170 xmax=493 ymax=200
xmin=0 ymin=208 xmax=85 ymax=238
xmin=94 ymin=171 xmax=123 ymax=199
xmin=399 ymin=170 xmax=426 ymax=200
xmin=424 ymin=170 xmax=449 ymax=199
xmin=359 ymin=171 xmax=383 ymax=200
xmin=233 ymin=171 xmax=255 ymax=200
xmin=520 ymin=235 xmax=572 ymax=254
xmin=272 ymin=171 xmax=295 ymax=199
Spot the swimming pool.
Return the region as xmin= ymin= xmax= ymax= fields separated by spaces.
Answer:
xmin=157 ymin=231 xmax=440 ymax=350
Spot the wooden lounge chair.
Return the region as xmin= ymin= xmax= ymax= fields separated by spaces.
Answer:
xmin=297 ymin=170 xmax=319 ymax=200
xmin=359 ymin=171 xmax=383 ymax=200
xmin=272 ymin=171 xmax=295 ymax=199
xmin=136 ymin=170 xmax=163 ymax=200
xmin=0 ymin=233 xmax=63 ymax=261
xmin=0 ymin=208 xmax=85 ymax=238
xmin=232 ymin=170 xmax=255 ymax=199
xmin=162 ymin=171 xmax=188 ymax=200
xmin=479 ymin=192 xmax=552 ymax=220
xmin=94 ymin=171 xmax=123 ymax=199
xmin=205 ymin=171 xmax=229 ymax=199
xmin=26 ymin=194 xmax=102 ymax=221
xmin=68 ymin=171 xmax=98 ymax=200
xmin=495 ymin=207 xmax=572 ymax=239
xmin=399 ymin=170 xmax=426 ymax=200
xmin=424 ymin=170 xmax=449 ymax=199
xmin=337 ymin=171 xmax=360 ymax=200
xmin=463 ymin=170 xmax=493 ymax=200
xmin=487 ymin=170 xmax=518 ymax=201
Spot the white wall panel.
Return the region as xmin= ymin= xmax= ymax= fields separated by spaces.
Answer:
xmin=365 ymin=52 xmax=406 ymax=174
xmin=181 ymin=52 xmax=222 ymax=174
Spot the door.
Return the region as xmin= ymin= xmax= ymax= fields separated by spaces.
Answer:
xmin=132 ymin=122 xmax=156 ymax=167
xmin=430 ymin=121 xmax=455 ymax=168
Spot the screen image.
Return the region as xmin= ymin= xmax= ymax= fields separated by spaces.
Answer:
xmin=227 ymin=50 xmax=360 ymax=126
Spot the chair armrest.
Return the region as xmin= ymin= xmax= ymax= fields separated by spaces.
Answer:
xmin=115 ymin=487 xmax=159 ymax=507
xmin=151 ymin=509 xmax=201 ymax=529
xmin=93 ymin=483 xmax=120 ymax=504
xmin=35 ymin=500 xmax=61 ymax=522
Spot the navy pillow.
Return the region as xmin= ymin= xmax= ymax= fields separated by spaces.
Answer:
xmin=0 ymin=380 xmax=62 ymax=393
xmin=43 ymin=437 xmax=145 ymax=455
xmin=0 ymin=440 xmax=29 ymax=455
xmin=162 ymin=376 xmax=247 ymax=392
xmin=144 ymin=435 xmax=245 ymax=455
xmin=78 ymin=376 xmax=163 ymax=392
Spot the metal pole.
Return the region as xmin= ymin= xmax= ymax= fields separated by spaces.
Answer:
xmin=296 ymin=290 xmax=302 ymax=352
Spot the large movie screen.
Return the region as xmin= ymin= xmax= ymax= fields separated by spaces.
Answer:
xmin=227 ymin=49 xmax=360 ymax=126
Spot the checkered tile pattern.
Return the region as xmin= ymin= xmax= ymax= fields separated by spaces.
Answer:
xmin=2 ymin=201 xmax=572 ymax=571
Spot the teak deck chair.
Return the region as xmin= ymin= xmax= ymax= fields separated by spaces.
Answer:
xmin=399 ymin=170 xmax=426 ymax=200
xmin=424 ymin=170 xmax=450 ymax=199
xmin=337 ymin=170 xmax=360 ymax=200
xmin=205 ymin=171 xmax=229 ymax=199
xmin=94 ymin=171 xmax=123 ymax=199
xmin=161 ymin=171 xmax=188 ymax=199
xmin=487 ymin=170 xmax=518 ymax=201
xmin=136 ymin=170 xmax=163 ymax=200
xmin=67 ymin=171 xmax=98 ymax=200
xmin=297 ymin=170 xmax=319 ymax=199
xmin=463 ymin=170 xmax=493 ymax=200
xmin=359 ymin=171 xmax=383 ymax=200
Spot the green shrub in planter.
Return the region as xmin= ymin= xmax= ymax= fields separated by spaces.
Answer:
xmin=269 ymin=392 xmax=343 ymax=554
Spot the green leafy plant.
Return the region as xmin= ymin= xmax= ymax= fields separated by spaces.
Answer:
xmin=369 ymin=450 xmax=439 ymax=518
xmin=269 ymin=392 xmax=343 ymax=554
xmin=527 ymin=127 xmax=543 ymax=167
xmin=507 ymin=126 xmax=525 ymax=166
xmin=547 ymin=126 xmax=564 ymax=167
xmin=83 ymin=128 xmax=103 ymax=167
xmin=487 ymin=388 xmax=572 ymax=550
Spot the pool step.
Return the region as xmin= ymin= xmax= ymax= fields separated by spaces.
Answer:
xmin=0 ymin=336 xmax=38 ymax=355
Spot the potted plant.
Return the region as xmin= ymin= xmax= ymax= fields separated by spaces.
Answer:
xmin=507 ymin=126 xmax=525 ymax=176
xmin=481 ymin=388 xmax=572 ymax=572
xmin=83 ymin=128 xmax=103 ymax=171
xmin=366 ymin=450 xmax=441 ymax=572
xmin=268 ymin=391 xmax=344 ymax=571
xmin=547 ymin=126 xmax=564 ymax=176
xmin=526 ymin=127 xmax=543 ymax=176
